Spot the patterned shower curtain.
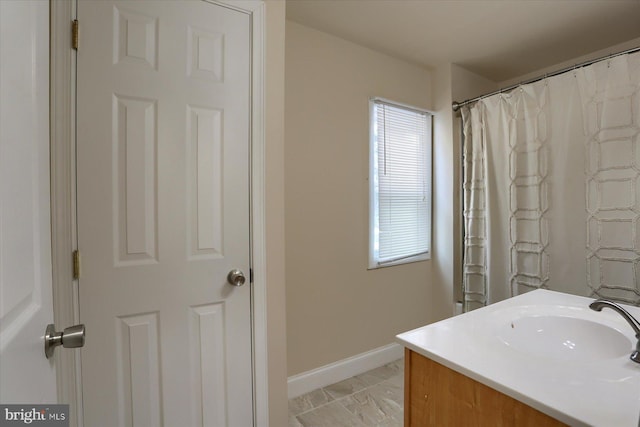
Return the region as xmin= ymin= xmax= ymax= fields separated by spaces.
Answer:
xmin=462 ymin=51 xmax=640 ymax=311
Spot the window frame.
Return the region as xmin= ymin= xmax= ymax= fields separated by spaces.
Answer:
xmin=368 ymin=97 xmax=433 ymax=269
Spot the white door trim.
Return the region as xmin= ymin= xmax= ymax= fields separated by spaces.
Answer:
xmin=50 ymin=1 xmax=269 ymax=426
xmin=50 ymin=1 xmax=82 ymax=426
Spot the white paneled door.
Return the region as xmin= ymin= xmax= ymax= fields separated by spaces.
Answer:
xmin=76 ymin=1 xmax=252 ymax=426
xmin=0 ymin=0 xmax=57 ymax=403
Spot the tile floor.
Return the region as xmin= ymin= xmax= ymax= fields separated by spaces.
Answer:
xmin=288 ymin=359 xmax=404 ymax=427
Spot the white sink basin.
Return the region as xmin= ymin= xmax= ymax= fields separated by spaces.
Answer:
xmin=497 ymin=315 xmax=632 ymax=362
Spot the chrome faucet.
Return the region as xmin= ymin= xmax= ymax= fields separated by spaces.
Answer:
xmin=589 ymin=298 xmax=640 ymax=364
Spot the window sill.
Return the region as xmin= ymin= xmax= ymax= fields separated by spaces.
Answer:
xmin=367 ymin=253 xmax=430 ymax=270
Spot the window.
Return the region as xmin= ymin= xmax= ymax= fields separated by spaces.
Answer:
xmin=369 ymin=98 xmax=432 ymax=268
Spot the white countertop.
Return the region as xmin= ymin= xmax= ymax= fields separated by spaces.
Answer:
xmin=396 ymin=289 xmax=640 ymax=427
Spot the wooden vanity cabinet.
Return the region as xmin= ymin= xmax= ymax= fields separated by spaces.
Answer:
xmin=404 ymin=349 xmax=568 ymax=427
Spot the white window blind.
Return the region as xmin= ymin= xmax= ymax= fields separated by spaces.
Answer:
xmin=369 ymin=99 xmax=432 ymax=268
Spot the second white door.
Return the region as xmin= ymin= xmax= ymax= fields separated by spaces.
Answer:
xmin=0 ymin=0 xmax=56 ymax=404
xmin=76 ymin=1 xmax=252 ymax=425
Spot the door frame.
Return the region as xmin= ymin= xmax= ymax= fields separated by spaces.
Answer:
xmin=50 ymin=1 xmax=269 ymax=426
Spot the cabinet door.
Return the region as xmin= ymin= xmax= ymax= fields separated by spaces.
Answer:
xmin=404 ymin=349 xmax=566 ymax=427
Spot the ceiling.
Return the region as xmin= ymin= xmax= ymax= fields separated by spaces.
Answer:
xmin=286 ymin=0 xmax=640 ymax=82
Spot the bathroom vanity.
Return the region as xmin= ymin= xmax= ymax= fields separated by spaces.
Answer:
xmin=396 ymin=290 xmax=640 ymax=427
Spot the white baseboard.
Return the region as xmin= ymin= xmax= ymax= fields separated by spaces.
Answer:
xmin=287 ymin=343 xmax=404 ymax=399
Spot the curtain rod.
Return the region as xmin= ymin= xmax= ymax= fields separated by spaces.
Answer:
xmin=452 ymin=46 xmax=640 ymax=112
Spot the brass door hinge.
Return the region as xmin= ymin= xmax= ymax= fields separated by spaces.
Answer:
xmin=72 ymin=20 xmax=79 ymax=51
xmin=73 ymin=250 xmax=81 ymax=279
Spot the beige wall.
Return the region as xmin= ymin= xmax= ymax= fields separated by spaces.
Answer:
xmin=431 ymin=63 xmax=458 ymax=322
xmin=285 ymin=21 xmax=433 ymax=376
xmin=451 ymin=65 xmax=499 ymax=104
xmin=265 ymin=1 xmax=288 ymax=426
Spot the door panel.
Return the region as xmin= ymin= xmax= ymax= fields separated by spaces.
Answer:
xmin=0 ymin=0 xmax=56 ymax=403
xmin=76 ymin=1 xmax=252 ymax=425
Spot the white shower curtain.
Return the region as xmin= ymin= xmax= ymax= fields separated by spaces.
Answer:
xmin=462 ymin=51 xmax=640 ymax=311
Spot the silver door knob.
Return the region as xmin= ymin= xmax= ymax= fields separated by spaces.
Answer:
xmin=44 ymin=323 xmax=85 ymax=359
xmin=227 ymin=269 xmax=246 ymax=287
